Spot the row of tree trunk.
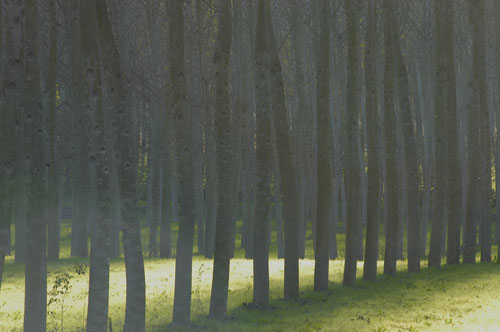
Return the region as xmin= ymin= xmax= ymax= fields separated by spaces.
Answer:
xmin=2 ymin=0 xmax=500 ymax=331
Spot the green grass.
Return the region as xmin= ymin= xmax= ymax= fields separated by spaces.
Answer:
xmin=2 ymin=220 xmax=500 ymax=332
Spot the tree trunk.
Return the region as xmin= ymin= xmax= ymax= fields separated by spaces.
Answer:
xmin=169 ymin=0 xmax=197 ymax=325
xmin=95 ymin=1 xmax=146 ymax=330
xmin=252 ymin=0 xmax=272 ymax=308
xmin=443 ymin=0 xmax=460 ymax=265
xmin=83 ymin=1 xmax=113 ymax=331
xmin=314 ymin=0 xmax=332 ymax=292
xmin=393 ymin=28 xmax=420 ymax=273
xmin=23 ymin=0 xmax=48 ymax=330
xmin=0 ymin=0 xmax=15 ymax=292
xmin=209 ymin=0 xmax=233 ymax=318
xmin=46 ymin=0 xmax=60 ymax=261
xmin=476 ymin=0 xmax=491 ymax=263
xmin=428 ymin=0 xmax=448 ymax=268
xmin=495 ymin=0 xmax=500 ymax=260
xmin=382 ymin=0 xmax=399 ymax=277
xmin=70 ymin=0 xmax=89 ymax=259
xmin=363 ymin=0 xmax=380 ymax=281
xmin=344 ymin=0 xmax=362 ymax=286
xmin=463 ymin=0 xmax=483 ymax=264
xmin=266 ymin=0 xmax=301 ymax=302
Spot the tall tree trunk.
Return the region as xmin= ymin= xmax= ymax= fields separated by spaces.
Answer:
xmin=444 ymin=0 xmax=460 ymax=265
xmin=476 ymin=0 xmax=491 ymax=263
xmin=23 ymin=0 xmax=47 ymax=330
xmin=314 ymin=0 xmax=332 ymax=292
xmin=266 ymin=0 xmax=301 ymax=302
xmin=463 ymin=0 xmax=483 ymax=264
xmin=252 ymin=0 xmax=272 ymax=308
xmin=382 ymin=0 xmax=399 ymax=277
xmin=83 ymin=1 xmax=112 ymax=331
xmin=170 ymin=0 xmax=197 ymax=325
xmin=46 ymin=0 xmax=60 ymax=261
xmin=495 ymin=0 xmax=500 ymax=260
xmin=344 ymin=0 xmax=362 ymax=286
xmin=70 ymin=0 xmax=89 ymax=259
xmin=428 ymin=0 xmax=448 ymax=268
xmin=95 ymin=1 xmax=146 ymax=330
xmin=0 ymin=0 xmax=15 ymax=292
xmin=10 ymin=0 xmax=26 ymax=264
xmin=209 ymin=0 xmax=233 ymax=318
xmin=363 ymin=0 xmax=380 ymax=281
xmin=393 ymin=28 xmax=420 ymax=273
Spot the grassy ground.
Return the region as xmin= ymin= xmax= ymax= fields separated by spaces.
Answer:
xmin=1 ymin=220 xmax=500 ymax=332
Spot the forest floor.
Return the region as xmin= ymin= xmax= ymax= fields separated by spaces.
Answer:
xmin=1 ymin=220 xmax=500 ymax=332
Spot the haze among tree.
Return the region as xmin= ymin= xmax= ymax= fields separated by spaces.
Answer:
xmin=2 ymin=0 xmax=500 ymax=331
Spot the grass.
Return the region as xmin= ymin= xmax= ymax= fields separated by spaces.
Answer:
xmin=1 ymin=219 xmax=500 ymax=332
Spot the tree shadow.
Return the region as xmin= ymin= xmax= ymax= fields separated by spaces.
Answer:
xmin=170 ymin=261 xmax=500 ymax=332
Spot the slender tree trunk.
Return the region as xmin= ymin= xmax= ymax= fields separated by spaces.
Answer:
xmin=314 ymin=0 xmax=332 ymax=292
xmin=70 ymin=0 xmax=89 ymax=258
xmin=363 ymin=0 xmax=380 ymax=281
xmin=428 ymin=0 xmax=448 ymax=268
xmin=495 ymin=0 xmax=500 ymax=260
xmin=83 ymin=1 xmax=113 ymax=331
xmin=476 ymin=0 xmax=491 ymax=263
xmin=0 ymin=0 xmax=15 ymax=292
xmin=266 ymin=0 xmax=301 ymax=302
xmin=382 ymin=0 xmax=399 ymax=277
xmin=463 ymin=0 xmax=483 ymax=264
xmin=344 ymin=0 xmax=362 ymax=286
xmin=393 ymin=29 xmax=420 ymax=273
xmin=0 ymin=0 xmax=6 ymax=292
xmin=23 ymin=0 xmax=47 ymax=330
xmin=252 ymin=0 xmax=272 ymax=307
xmin=169 ymin=0 xmax=197 ymax=325
xmin=209 ymin=0 xmax=233 ymax=318
xmin=10 ymin=1 xmax=26 ymax=264
xmin=444 ymin=1 xmax=460 ymax=265
xmin=46 ymin=0 xmax=60 ymax=261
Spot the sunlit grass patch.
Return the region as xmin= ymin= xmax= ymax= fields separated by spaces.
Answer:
xmin=2 ymin=219 xmax=500 ymax=331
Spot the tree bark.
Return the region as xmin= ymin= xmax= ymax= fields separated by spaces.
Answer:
xmin=393 ymin=25 xmax=420 ymax=273
xmin=382 ymin=0 xmax=399 ymax=277
xmin=463 ymin=0 xmax=483 ymax=264
xmin=363 ymin=0 xmax=380 ymax=281
xmin=95 ymin=1 xmax=146 ymax=330
xmin=70 ymin=0 xmax=89 ymax=259
xmin=314 ymin=0 xmax=332 ymax=292
xmin=344 ymin=0 xmax=362 ymax=286
xmin=443 ymin=0 xmax=460 ymax=265
xmin=266 ymin=0 xmax=301 ymax=302
xmin=209 ymin=0 xmax=233 ymax=318
xmin=23 ymin=0 xmax=47 ymax=330
xmin=83 ymin=1 xmax=112 ymax=331
xmin=428 ymin=0 xmax=448 ymax=268
xmin=252 ymin=0 xmax=272 ymax=308
xmin=169 ymin=0 xmax=197 ymax=325
xmin=46 ymin=0 xmax=60 ymax=261
xmin=476 ymin=0 xmax=491 ymax=263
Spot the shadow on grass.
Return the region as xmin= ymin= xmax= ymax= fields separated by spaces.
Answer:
xmin=163 ymin=262 xmax=500 ymax=332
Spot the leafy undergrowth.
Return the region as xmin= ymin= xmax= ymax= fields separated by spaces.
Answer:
xmin=2 ymin=220 xmax=500 ymax=331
